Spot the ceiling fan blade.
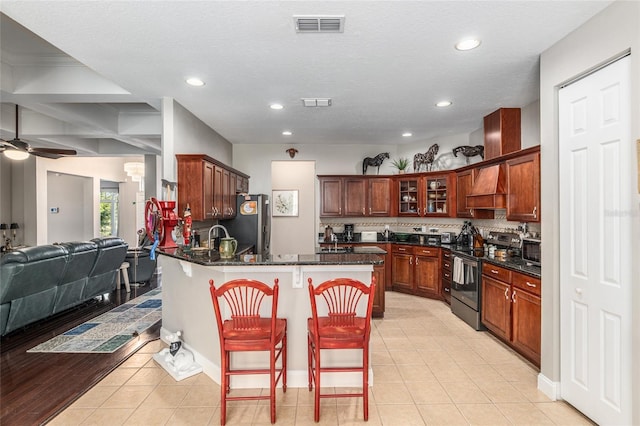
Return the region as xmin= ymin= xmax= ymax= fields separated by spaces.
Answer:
xmin=29 ymin=147 xmax=77 ymax=156
xmin=29 ymin=151 xmax=63 ymax=159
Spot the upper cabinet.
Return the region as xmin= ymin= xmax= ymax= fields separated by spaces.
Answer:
xmin=318 ymin=176 xmax=391 ymax=217
xmin=506 ymin=151 xmax=540 ymax=222
xmin=176 ymin=154 xmax=249 ymax=221
xmin=395 ymin=172 xmax=455 ymax=217
xmin=484 ymin=108 xmax=521 ymax=160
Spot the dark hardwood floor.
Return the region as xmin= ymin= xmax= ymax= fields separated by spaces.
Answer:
xmin=1 ymin=283 xmax=161 ymax=426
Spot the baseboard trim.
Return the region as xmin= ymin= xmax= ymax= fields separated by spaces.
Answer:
xmin=538 ymin=373 xmax=560 ymax=401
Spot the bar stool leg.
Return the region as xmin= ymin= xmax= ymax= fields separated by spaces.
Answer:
xmin=118 ymin=262 xmax=131 ymax=293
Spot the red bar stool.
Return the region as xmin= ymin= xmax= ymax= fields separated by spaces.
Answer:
xmin=209 ymin=278 xmax=287 ymax=425
xmin=307 ymin=276 xmax=376 ymax=422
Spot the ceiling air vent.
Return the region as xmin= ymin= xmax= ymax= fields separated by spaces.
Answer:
xmin=294 ymin=15 xmax=345 ymax=33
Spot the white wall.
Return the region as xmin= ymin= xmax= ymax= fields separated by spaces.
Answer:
xmin=270 ymin=161 xmax=316 ymax=255
xmin=539 ymin=0 xmax=639 ymax=417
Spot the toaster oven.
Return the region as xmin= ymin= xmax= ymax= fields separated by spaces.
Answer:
xmin=440 ymin=232 xmax=455 ymax=244
xmin=522 ymin=237 xmax=541 ymax=266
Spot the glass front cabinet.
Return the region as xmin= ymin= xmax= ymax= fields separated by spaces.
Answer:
xmin=396 ymin=173 xmax=455 ymax=217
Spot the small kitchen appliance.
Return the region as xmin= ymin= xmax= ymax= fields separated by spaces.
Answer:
xmin=441 ymin=232 xmax=455 ymax=244
xmin=344 ymin=224 xmax=354 ymax=242
xmin=521 ymin=237 xmax=541 ymax=266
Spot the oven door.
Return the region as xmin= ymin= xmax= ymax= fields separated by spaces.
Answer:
xmin=451 ymin=255 xmax=480 ymax=311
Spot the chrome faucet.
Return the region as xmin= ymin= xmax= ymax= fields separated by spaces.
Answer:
xmin=208 ymin=224 xmax=230 ymax=249
xmin=331 ymin=233 xmax=338 ymax=251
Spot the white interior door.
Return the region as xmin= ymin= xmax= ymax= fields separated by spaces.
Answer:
xmin=559 ymin=55 xmax=632 ymax=425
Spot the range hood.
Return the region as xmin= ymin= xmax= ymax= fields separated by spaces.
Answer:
xmin=466 ymin=164 xmax=507 ymax=209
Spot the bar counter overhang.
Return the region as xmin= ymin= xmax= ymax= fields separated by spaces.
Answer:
xmin=157 ymin=248 xmax=383 ymax=389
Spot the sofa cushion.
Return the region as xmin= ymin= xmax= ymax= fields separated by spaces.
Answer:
xmin=53 ymin=241 xmax=98 ymax=314
xmin=84 ymin=237 xmax=128 ymax=299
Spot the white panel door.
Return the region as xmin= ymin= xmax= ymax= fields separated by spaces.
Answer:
xmin=559 ymin=55 xmax=632 ymax=425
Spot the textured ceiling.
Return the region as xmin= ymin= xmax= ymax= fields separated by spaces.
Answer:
xmin=0 ymin=1 xmax=612 ymax=156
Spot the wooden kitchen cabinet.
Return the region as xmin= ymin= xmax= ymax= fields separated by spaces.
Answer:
xmin=176 ymin=154 xmax=249 ymax=222
xmin=318 ymin=176 xmax=391 ymax=217
xmin=455 ymin=169 xmax=494 ymax=219
xmin=396 ymin=173 xmax=455 ymax=217
xmin=506 ymin=151 xmax=540 ymax=222
xmin=483 ymin=108 xmax=521 ymax=160
xmin=391 ymin=245 xmax=441 ymax=300
xmin=441 ymin=249 xmax=452 ymax=304
xmin=481 ymin=262 xmax=541 ymax=366
xmin=372 ymin=263 xmax=385 ymax=318
xmin=414 ymin=246 xmax=440 ymax=298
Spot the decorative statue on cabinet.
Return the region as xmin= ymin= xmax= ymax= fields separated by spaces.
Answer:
xmin=362 ymin=152 xmax=389 ymax=174
xmin=452 ymin=145 xmax=485 ymax=164
xmin=413 ymin=144 xmax=439 ymax=172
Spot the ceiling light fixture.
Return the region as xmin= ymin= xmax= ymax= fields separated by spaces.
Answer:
xmin=3 ymin=149 xmax=30 ymax=160
xmin=436 ymin=101 xmax=452 ymax=108
xmin=185 ymin=77 xmax=205 ymax=87
xmin=282 ymin=131 xmax=292 ymax=136
xmin=402 ymin=132 xmax=413 ymax=137
xmin=455 ymin=38 xmax=481 ymax=51
xmin=270 ymin=103 xmax=284 ymax=110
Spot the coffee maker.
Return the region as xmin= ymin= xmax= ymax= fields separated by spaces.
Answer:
xmin=344 ymin=224 xmax=354 ymax=242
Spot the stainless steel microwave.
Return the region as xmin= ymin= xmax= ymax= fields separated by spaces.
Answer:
xmin=522 ymin=237 xmax=541 ymax=266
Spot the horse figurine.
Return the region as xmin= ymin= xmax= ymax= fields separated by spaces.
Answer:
xmin=413 ymin=144 xmax=439 ymax=172
xmin=362 ymin=152 xmax=389 ymax=174
xmin=452 ymin=145 xmax=485 ymax=164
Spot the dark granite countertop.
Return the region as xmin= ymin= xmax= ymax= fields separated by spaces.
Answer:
xmin=156 ymin=247 xmax=383 ymax=267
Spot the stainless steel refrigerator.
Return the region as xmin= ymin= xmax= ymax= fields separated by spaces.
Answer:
xmin=221 ymin=194 xmax=270 ymax=255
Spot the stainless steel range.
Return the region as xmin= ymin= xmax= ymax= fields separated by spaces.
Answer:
xmin=451 ymin=249 xmax=484 ymax=330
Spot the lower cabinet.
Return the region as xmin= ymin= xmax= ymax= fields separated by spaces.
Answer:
xmin=391 ymin=245 xmax=442 ymax=300
xmin=372 ymin=262 xmax=385 ymax=318
xmin=481 ymin=263 xmax=541 ymax=366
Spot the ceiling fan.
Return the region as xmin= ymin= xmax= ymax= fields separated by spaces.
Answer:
xmin=0 ymin=105 xmax=77 ymax=160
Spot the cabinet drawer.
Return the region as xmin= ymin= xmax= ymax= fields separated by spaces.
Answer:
xmin=414 ymin=247 xmax=439 ymax=257
xmin=482 ymin=263 xmax=512 ymax=283
xmin=512 ymin=272 xmax=541 ymax=297
xmin=442 ymin=259 xmax=451 ymax=271
xmin=392 ymin=245 xmax=412 ymax=254
xmin=442 ymin=270 xmax=452 ymax=282
xmin=442 ymin=250 xmax=452 ymax=260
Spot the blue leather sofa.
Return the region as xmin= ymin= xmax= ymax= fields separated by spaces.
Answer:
xmin=0 ymin=237 xmax=128 ymax=336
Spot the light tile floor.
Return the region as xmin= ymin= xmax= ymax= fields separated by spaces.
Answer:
xmin=50 ymin=292 xmax=594 ymax=425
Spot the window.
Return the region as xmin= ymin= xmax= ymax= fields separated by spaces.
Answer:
xmin=100 ymin=182 xmax=119 ymax=236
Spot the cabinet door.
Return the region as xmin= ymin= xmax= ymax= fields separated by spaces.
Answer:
xmin=397 ymin=178 xmax=421 ymax=216
xmin=481 ymin=276 xmax=511 ymax=340
xmin=212 ymin=165 xmax=224 ymax=219
xmin=414 ymin=255 xmax=440 ymax=298
xmin=506 ymin=152 xmax=540 ymax=222
xmin=369 ymin=178 xmax=391 ymax=216
xmin=511 ymin=288 xmax=541 ymax=366
xmin=227 ymin=172 xmax=238 ymax=218
xmin=344 ymin=178 xmax=367 ymax=216
xmin=391 ymin=251 xmax=413 ymax=292
xmin=372 ymin=262 xmax=385 ymax=318
xmin=424 ymin=174 xmax=450 ymax=216
xmin=203 ymin=162 xmax=215 ymax=220
xmin=319 ymin=177 xmax=343 ymax=217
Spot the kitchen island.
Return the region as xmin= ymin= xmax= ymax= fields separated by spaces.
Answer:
xmin=157 ymin=247 xmax=382 ymax=388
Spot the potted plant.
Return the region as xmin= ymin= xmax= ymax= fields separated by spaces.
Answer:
xmin=391 ymin=157 xmax=410 ymax=174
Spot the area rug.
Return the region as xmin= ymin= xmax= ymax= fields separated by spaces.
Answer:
xmin=27 ymin=289 xmax=162 ymax=354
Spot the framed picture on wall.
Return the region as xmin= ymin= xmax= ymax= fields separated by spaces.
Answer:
xmin=272 ymin=190 xmax=299 ymax=217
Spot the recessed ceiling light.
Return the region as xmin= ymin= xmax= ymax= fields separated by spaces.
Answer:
xmin=270 ymin=103 xmax=284 ymax=110
xmin=282 ymin=131 xmax=292 ymax=136
xmin=455 ymin=38 xmax=481 ymax=51
xmin=436 ymin=100 xmax=452 ymax=108
xmin=402 ymin=132 xmax=412 ymax=137
xmin=185 ymin=77 xmax=205 ymax=87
